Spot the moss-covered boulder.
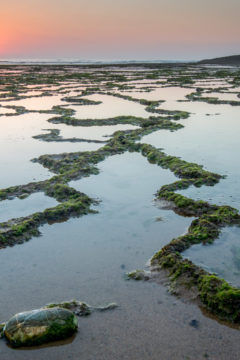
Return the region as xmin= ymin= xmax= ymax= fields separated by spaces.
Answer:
xmin=4 ymin=307 xmax=78 ymax=347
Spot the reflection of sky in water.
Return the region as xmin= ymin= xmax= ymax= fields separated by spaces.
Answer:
xmin=5 ymin=95 xmax=65 ymax=110
xmin=0 ymin=192 xmax=58 ymax=222
xmin=68 ymin=94 xmax=150 ymax=118
xmin=0 ymin=150 xmax=237 ymax=359
xmin=0 ymin=152 xmax=192 ymax=328
xmin=184 ymin=226 xmax=240 ymax=288
xmin=56 ymin=123 xmax=139 ymax=140
xmin=202 ymin=92 xmax=240 ymax=101
xmin=0 ymin=104 xmax=139 ymax=188
xmin=117 ymin=86 xmax=192 ymax=101
xmin=141 ymin=104 xmax=240 ymax=210
xmin=0 ymin=76 xmax=239 ymax=359
xmin=0 ymin=107 xmax=16 ymax=114
xmin=0 ymin=113 xmax=103 ymax=187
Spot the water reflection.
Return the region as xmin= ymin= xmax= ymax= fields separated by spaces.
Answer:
xmin=184 ymin=226 xmax=240 ymax=287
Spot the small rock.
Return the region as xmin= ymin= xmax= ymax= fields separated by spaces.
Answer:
xmin=4 ymin=307 xmax=78 ymax=347
xmin=126 ymin=269 xmax=150 ymax=281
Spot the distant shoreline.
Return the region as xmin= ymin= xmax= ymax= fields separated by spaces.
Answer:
xmin=0 ymin=55 xmax=239 ymax=66
xmin=0 ymin=60 xmax=190 ymax=66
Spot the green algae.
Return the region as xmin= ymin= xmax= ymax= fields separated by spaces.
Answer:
xmin=0 ymin=190 xmax=95 ymax=247
xmin=126 ymin=270 xmax=149 ymax=281
xmin=45 ymin=299 xmax=118 ymax=315
xmin=45 ymin=300 xmax=91 ymax=316
xmin=61 ymin=96 xmax=102 ymax=105
xmin=186 ymin=92 xmax=240 ymax=106
xmin=4 ymin=308 xmax=78 ymax=348
xmin=149 ymin=184 xmax=240 ymax=323
xmin=47 ymin=114 xmax=184 ymax=131
xmin=33 ymin=128 xmax=105 ymax=143
xmin=137 ymin=143 xmax=221 ymax=185
xmin=0 ymin=64 xmax=240 ymax=324
xmin=1 ymin=299 xmax=118 ymax=347
xmin=198 ymin=275 xmax=240 ymax=322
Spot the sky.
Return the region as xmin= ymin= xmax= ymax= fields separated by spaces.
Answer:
xmin=0 ymin=0 xmax=239 ymax=61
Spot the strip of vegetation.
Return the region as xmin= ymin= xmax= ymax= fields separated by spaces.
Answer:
xmin=127 ymin=142 xmax=240 ymax=323
xmin=33 ymin=128 xmax=106 ymax=143
xmin=0 ymin=118 xmax=184 ymax=246
xmin=1 ymin=65 xmax=240 ymax=324
xmin=93 ymin=90 xmax=190 ymax=119
xmin=186 ymin=92 xmax=240 ymax=106
xmin=0 ymin=188 xmax=95 ymax=248
xmin=61 ymin=96 xmax=102 ymax=105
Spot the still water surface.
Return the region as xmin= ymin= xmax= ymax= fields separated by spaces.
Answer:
xmin=0 ymin=74 xmax=240 ymax=359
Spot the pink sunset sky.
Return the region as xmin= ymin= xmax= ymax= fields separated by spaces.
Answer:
xmin=0 ymin=0 xmax=239 ymax=60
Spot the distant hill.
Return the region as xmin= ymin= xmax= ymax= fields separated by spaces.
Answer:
xmin=199 ymin=55 xmax=240 ymax=66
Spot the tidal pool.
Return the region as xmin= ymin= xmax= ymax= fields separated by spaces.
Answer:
xmin=0 ymin=113 xmax=103 ymax=188
xmin=117 ymin=86 xmax=192 ymax=102
xmin=67 ymin=94 xmax=150 ymax=118
xmin=5 ymin=95 xmax=66 ymax=111
xmin=140 ymin=104 xmax=240 ymax=209
xmin=0 ymin=107 xmax=16 ymax=115
xmin=183 ymin=226 xmax=240 ymax=288
xmin=0 ymin=192 xmax=58 ymax=223
xmin=49 ymin=123 xmax=139 ymax=141
xmin=0 ymin=65 xmax=240 ymax=359
xmin=192 ymin=81 xmax=232 ymax=88
xmin=0 ymin=109 xmax=139 ymax=189
xmin=1 ymin=151 xmax=240 ymax=359
xmin=203 ymin=91 xmax=240 ymax=101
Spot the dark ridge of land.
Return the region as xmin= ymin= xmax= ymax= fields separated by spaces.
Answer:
xmin=199 ymin=55 xmax=240 ymax=66
xmin=1 ymin=55 xmax=240 ymax=68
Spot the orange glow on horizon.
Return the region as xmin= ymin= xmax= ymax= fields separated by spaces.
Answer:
xmin=0 ymin=0 xmax=239 ymax=59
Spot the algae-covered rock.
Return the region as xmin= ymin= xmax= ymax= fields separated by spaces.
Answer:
xmin=45 ymin=299 xmax=91 ymax=316
xmin=0 ymin=323 xmax=5 ymax=338
xmin=4 ymin=307 xmax=78 ymax=347
xmin=45 ymin=299 xmax=118 ymax=315
xmin=127 ymin=269 xmax=150 ymax=281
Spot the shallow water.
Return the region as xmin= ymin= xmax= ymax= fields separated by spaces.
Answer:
xmin=0 ymin=107 xmax=16 ymax=115
xmin=203 ymin=91 xmax=240 ymax=101
xmin=0 ymin=152 xmax=215 ymax=360
xmin=117 ymin=86 xmax=192 ymax=102
xmin=68 ymin=94 xmax=150 ymax=118
xmin=0 ymin=152 xmax=189 ymax=312
xmin=19 ymin=90 xmax=44 ymax=97
xmin=183 ymin=226 xmax=240 ymax=288
xmin=0 ymin=113 xmax=102 ymax=188
xmin=193 ymin=81 xmax=232 ymax=88
xmin=0 ymin=153 xmax=239 ymax=359
xmin=141 ymin=105 xmax=240 ymax=210
xmin=176 ymin=179 xmax=240 ymax=212
xmin=0 ymin=192 xmax=58 ymax=223
xmin=5 ymin=95 xmax=66 ymax=111
xmin=0 ymin=67 xmax=240 ymax=359
xmin=0 ymin=111 xmax=139 ymax=188
xmin=50 ymin=123 xmax=139 ymax=141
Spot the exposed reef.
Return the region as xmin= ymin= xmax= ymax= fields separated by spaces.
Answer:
xmin=128 ymin=143 xmax=240 ymax=324
xmin=0 ymin=188 xmax=95 ymax=248
xmin=47 ymin=114 xmax=184 ymax=130
xmin=186 ymin=91 xmax=240 ymax=106
xmin=0 ymin=63 xmax=240 ymax=326
xmin=61 ymin=96 xmax=102 ymax=105
xmin=33 ymin=128 xmax=106 ymax=143
xmin=0 ymin=115 xmax=184 ymax=247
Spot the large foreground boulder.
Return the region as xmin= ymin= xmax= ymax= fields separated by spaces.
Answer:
xmin=4 ymin=307 xmax=78 ymax=347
